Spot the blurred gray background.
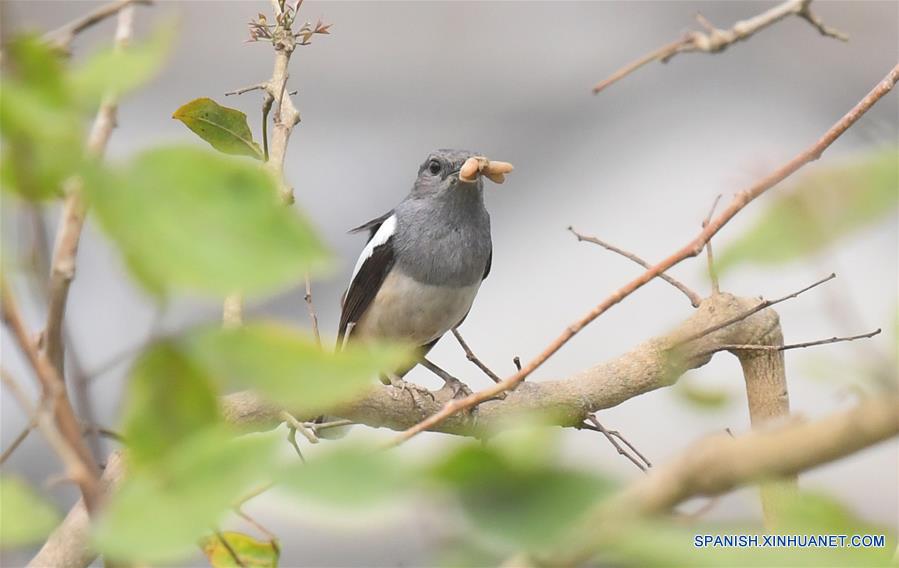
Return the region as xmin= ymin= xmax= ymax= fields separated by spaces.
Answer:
xmin=2 ymin=1 xmax=897 ymax=566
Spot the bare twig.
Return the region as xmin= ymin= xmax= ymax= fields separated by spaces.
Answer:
xmin=225 ymin=83 xmax=267 ymax=96
xmin=45 ymin=0 xmax=150 ymax=51
xmin=592 ymin=0 xmax=847 ymax=94
xmin=701 ymin=195 xmax=722 ymax=295
xmin=568 ymin=226 xmax=702 ymax=307
xmin=44 ymin=5 xmax=137 ymax=378
xmin=581 ymin=414 xmax=650 ymax=472
xmin=0 ymin=418 xmax=37 ymax=466
xmin=235 ymin=508 xmax=279 ymax=543
xmin=222 ymin=1 xmax=322 ymax=323
xmin=451 ymin=329 xmax=502 ymax=383
xmin=389 ymin=64 xmax=899 ymax=447
xmin=304 ymin=275 xmax=321 ymax=347
xmin=680 ymin=273 xmax=836 ymax=345
xmin=710 ymin=328 xmax=882 ymax=355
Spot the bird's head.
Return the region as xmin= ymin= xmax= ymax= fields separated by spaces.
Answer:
xmin=412 ymin=149 xmax=513 ymax=198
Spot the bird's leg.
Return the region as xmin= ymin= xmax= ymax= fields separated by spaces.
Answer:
xmin=420 ymin=358 xmax=472 ymax=399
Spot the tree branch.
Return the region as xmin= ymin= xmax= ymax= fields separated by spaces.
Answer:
xmin=389 ymin=63 xmax=899 ymax=446
xmin=44 ymin=4 xmax=137 ymax=377
xmin=1 ymin=282 xmax=101 ymax=513
xmin=547 ymin=394 xmax=899 ymax=566
xmin=45 ymin=0 xmax=150 ymax=51
xmin=592 ymin=0 xmax=847 ymax=94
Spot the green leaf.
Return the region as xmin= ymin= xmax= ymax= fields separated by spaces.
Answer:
xmin=185 ymin=322 xmax=413 ymax=414
xmin=717 ymin=149 xmax=899 ymax=273
xmin=173 ymin=98 xmax=264 ymax=159
xmin=121 ymin=342 xmax=221 ymax=469
xmin=432 ymin=444 xmax=614 ymax=551
xmin=673 ymin=379 xmax=731 ymax=410
xmin=0 ymin=476 xmax=61 ymax=549
xmin=93 ymin=427 xmax=278 ymax=564
xmin=70 ymin=24 xmax=173 ymax=106
xmin=278 ymin=444 xmax=413 ymax=508
xmin=86 ymin=146 xmax=330 ymax=296
xmin=0 ymin=35 xmax=84 ymax=200
xmin=604 ymin=516 xmax=895 ymax=568
xmin=200 ymin=531 xmax=279 ymax=568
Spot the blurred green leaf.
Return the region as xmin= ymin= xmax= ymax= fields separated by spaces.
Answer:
xmin=717 ymin=149 xmax=899 ymax=273
xmin=604 ymin=515 xmax=895 ymax=568
xmin=0 ymin=35 xmax=83 ymax=200
xmin=0 ymin=476 xmax=61 ymax=549
xmin=121 ymin=342 xmax=221 ymax=469
xmin=86 ymin=146 xmax=330 ymax=296
xmin=186 ymin=322 xmax=413 ymax=413
xmin=278 ymin=444 xmax=413 ymax=508
xmin=432 ymin=444 xmax=614 ymax=551
xmin=93 ymin=427 xmax=278 ymax=564
xmin=70 ymin=24 xmax=173 ymax=106
xmin=200 ymin=531 xmax=279 ymax=568
xmin=674 ymin=379 xmax=731 ymax=410
xmin=173 ymin=98 xmax=264 ymax=159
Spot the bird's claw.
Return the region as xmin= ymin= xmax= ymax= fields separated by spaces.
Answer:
xmin=389 ymin=375 xmax=435 ymax=411
xmin=441 ymin=376 xmax=473 ymax=400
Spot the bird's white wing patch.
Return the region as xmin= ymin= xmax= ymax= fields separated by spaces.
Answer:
xmin=349 ymin=214 xmax=397 ymax=285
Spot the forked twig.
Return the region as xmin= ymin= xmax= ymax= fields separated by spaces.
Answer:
xmin=568 ymin=226 xmax=702 ymax=307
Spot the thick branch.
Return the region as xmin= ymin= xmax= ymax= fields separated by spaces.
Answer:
xmin=224 ymin=293 xmax=779 ymax=435
xmin=732 ymin=307 xmax=795 ymax=527
xmin=550 ymin=395 xmax=899 ymax=566
xmin=391 ymin=63 xmax=899 ymax=445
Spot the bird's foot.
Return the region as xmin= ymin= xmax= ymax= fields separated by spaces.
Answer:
xmin=388 ymin=374 xmax=436 ymax=410
xmin=440 ymin=375 xmax=473 ymax=400
xmin=420 ymin=358 xmax=473 ymax=400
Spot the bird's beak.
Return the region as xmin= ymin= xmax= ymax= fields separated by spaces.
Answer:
xmin=457 ymin=156 xmax=514 ymax=185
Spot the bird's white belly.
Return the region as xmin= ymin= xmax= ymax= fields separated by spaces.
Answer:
xmin=354 ymin=269 xmax=481 ymax=346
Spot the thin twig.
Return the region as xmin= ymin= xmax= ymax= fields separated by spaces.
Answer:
xmin=708 ymin=328 xmax=882 ymax=355
xmin=45 ymin=0 xmax=150 ymax=51
xmin=0 ymin=418 xmax=37 ymax=466
xmin=681 ymin=273 xmax=837 ymax=344
xmin=581 ymin=415 xmax=650 ymax=472
xmin=261 ymin=92 xmax=274 ymax=162
xmin=388 ymin=63 xmax=899 ymax=448
xmin=592 ymin=0 xmax=847 ymax=94
xmin=214 ymin=529 xmax=247 ymax=568
xmin=702 ymin=194 xmax=722 ymax=295
xmin=304 ymin=274 xmax=321 ymax=347
xmin=568 ymin=226 xmax=702 ymax=307
xmin=451 ymin=329 xmax=502 ymax=383
xmin=225 ymin=83 xmax=267 ymax=96
xmin=235 ymin=508 xmax=279 ymax=543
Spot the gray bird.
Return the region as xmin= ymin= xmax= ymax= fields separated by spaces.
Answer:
xmin=337 ymin=149 xmax=505 ymax=390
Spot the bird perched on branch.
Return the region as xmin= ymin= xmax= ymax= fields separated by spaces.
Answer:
xmin=337 ymin=149 xmax=513 ymax=392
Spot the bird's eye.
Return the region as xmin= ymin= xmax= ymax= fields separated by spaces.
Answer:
xmin=427 ymin=159 xmax=442 ymax=175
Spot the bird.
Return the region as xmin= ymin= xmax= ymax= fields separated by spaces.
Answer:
xmin=337 ymin=148 xmax=512 ymax=393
